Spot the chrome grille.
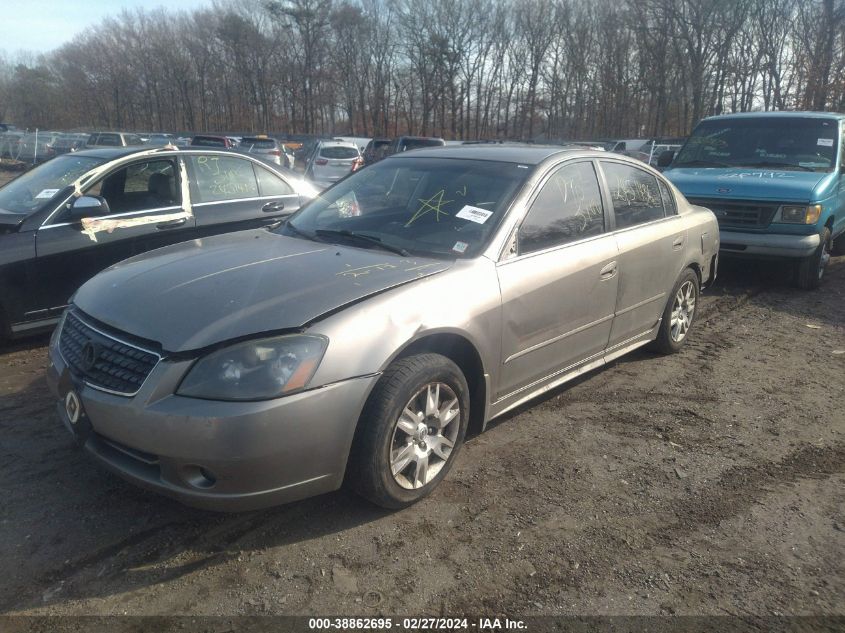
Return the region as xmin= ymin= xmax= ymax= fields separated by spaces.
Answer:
xmin=688 ymin=198 xmax=779 ymax=228
xmin=58 ymin=311 xmax=159 ymax=396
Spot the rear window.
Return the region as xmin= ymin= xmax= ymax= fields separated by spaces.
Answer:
xmin=242 ymin=138 xmax=276 ymax=149
xmin=93 ymin=134 xmax=120 ymax=146
xmin=402 ymin=139 xmax=445 ymax=151
xmin=192 ymin=137 xmax=227 ymax=147
xmin=320 ymin=146 xmax=359 ymax=159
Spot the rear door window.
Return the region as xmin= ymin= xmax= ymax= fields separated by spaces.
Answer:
xmin=188 ymin=155 xmax=259 ymax=202
xmin=600 ymin=162 xmax=665 ymax=228
xmin=255 ymin=166 xmax=294 ymax=196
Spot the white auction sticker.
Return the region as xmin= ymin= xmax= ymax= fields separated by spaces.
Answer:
xmin=35 ymin=189 xmax=60 ymax=199
xmin=452 ymin=241 xmax=469 ymax=253
xmin=817 ymin=138 xmax=834 ymax=147
xmin=456 ymin=205 xmax=493 ymax=224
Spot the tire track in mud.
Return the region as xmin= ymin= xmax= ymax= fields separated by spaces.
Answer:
xmin=437 ymin=442 xmax=845 ymax=616
xmin=654 ymin=442 xmax=845 ymax=536
xmin=1 ymin=510 xmax=276 ymax=612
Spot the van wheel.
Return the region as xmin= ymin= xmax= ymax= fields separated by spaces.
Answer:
xmin=795 ymin=227 xmax=831 ymax=290
xmin=831 ymin=231 xmax=845 ymax=256
xmin=349 ymin=353 xmax=469 ymax=509
xmin=0 ymin=303 xmax=10 ymax=343
xmin=650 ymin=268 xmax=699 ymax=355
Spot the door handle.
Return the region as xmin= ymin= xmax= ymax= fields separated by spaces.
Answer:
xmin=262 ymin=201 xmax=285 ymax=213
xmin=599 ymin=261 xmax=617 ymax=280
xmin=156 ymin=217 xmax=187 ymax=229
xmin=672 ymin=235 xmax=685 ymax=250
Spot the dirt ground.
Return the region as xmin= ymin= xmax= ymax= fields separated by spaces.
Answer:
xmin=0 ymin=169 xmax=843 ymax=619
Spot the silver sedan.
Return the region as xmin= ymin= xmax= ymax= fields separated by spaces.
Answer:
xmin=47 ymin=146 xmax=719 ymax=511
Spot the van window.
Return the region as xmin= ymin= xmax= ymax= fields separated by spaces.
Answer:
xmin=675 ymin=116 xmax=839 ymax=172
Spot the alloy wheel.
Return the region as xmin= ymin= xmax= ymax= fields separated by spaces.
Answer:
xmin=670 ymin=280 xmax=696 ymax=342
xmin=389 ymin=382 xmax=461 ymax=490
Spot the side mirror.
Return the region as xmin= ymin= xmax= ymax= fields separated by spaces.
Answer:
xmin=657 ymin=150 xmax=675 ymax=168
xmin=69 ymin=195 xmax=110 ymax=218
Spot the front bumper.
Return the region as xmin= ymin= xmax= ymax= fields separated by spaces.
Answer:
xmin=47 ymin=343 xmax=379 ymax=511
xmin=719 ymin=230 xmax=820 ymax=258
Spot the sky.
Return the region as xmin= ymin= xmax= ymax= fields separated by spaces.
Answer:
xmin=1 ymin=0 xmax=215 ymax=54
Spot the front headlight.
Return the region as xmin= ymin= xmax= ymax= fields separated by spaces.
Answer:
xmin=177 ymin=334 xmax=328 ymax=401
xmin=779 ymin=205 xmax=821 ymax=224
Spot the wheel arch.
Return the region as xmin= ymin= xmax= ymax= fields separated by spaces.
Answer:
xmin=685 ymin=260 xmax=702 ymax=286
xmin=391 ymin=332 xmax=488 ymax=437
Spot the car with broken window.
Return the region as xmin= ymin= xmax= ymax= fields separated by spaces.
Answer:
xmin=46 ymin=145 xmax=718 ymax=511
xmin=0 ymin=146 xmax=318 ymax=338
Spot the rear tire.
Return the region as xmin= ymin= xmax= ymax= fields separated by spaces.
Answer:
xmin=651 ymin=268 xmax=700 ymax=355
xmin=348 ymin=353 xmax=469 ymax=509
xmin=794 ymin=227 xmax=831 ymax=290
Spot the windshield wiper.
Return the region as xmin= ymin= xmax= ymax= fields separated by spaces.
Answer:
xmin=737 ymin=161 xmax=814 ymax=172
xmin=673 ymin=159 xmax=730 ymax=168
xmin=314 ymin=229 xmax=410 ymax=256
xmin=282 ymin=221 xmax=319 ymax=241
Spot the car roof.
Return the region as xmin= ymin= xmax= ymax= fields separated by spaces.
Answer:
xmin=71 ymin=147 xmax=148 ymax=159
xmin=66 ymin=147 xmax=303 ymax=165
xmin=388 ymin=144 xmax=583 ymax=165
xmin=703 ymin=110 xmax=845 ymax=121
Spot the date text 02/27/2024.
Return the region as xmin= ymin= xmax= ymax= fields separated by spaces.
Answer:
xmin=307 ymin=617 xmax=527 ymax=630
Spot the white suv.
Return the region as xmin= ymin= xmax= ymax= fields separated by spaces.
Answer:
xmin=305 ymin=140 xmax=363 ymax=189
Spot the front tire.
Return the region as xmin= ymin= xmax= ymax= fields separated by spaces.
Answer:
xmin=795 ymin=227 xmax=831 ymax=290
xmin=651 ymin=268 xmax=700 ymax=355
xmin=349 ymin=353 xmax=469 ymax=509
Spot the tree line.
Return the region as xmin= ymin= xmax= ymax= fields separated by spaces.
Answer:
xmin=0 ymin=0 xmax=843 ymax=141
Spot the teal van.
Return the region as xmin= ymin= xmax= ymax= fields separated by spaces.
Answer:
xmin=660 ymin=112 xmax=844 ymax=288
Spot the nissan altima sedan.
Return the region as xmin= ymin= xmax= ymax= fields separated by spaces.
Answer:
xmin=47 ymin=146 xmax=719 ymax=511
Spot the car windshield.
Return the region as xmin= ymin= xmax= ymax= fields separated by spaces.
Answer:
xmin=281 ymin=157 xmax=531 ymax=258
xmin=674 ymin=117 xmax=840 ymax=172
xmin=0 ymin=155 xmax=106 ymax=215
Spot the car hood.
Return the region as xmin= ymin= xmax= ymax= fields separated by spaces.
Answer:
xmin=665 ymin=167 xmax=832 ymax=202
xmin=0 ymin=210 xmax=26 ymax=230
xmin=73 ymin=229 xmax=452 ymax=352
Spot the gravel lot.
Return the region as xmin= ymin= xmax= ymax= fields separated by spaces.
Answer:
xmin=0 ymin=168 xmax=843 ymax=618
